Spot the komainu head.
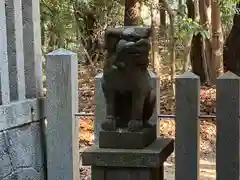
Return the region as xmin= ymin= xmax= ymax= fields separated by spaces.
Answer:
xmin=104 ymin=27 xmax=151 ymax=70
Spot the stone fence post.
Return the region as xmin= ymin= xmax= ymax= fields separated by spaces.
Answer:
xmin=216 ymin=71 xmax=240 ymax=180
xmin=46 ymin=48 xmax=79 ymax=180
xmin=175 ymin=72 xmax=200 ymax=180
xmin=0 ymin=0 xmax=10 ymax=105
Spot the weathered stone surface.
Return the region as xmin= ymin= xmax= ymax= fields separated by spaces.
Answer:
xmin=216 ymin=72 xmax=240 ymax=180
xmin=94 ymin=73 xmax=105 ymax=143
xmin=94 ymin=71 xmax=157 ymax=143
xmin=2 ymin=168 xmax=41 ymax=180
xmin=91 ymin=166 xmax=105 ymax=180
xmin=0 ymin=122 xmax=45 ymax=180
xmin=147 ymin=71 xmax=158 ymax=126
xmin=22 ymin=0 xmax=43 ymax=98
xmin=175 ymin=72 xmax=200 ymax=180
xmin=104 ymin=27 xmax=151 ymax=50
xmin=29 ymin=122 xmax=45 ymax=172
xmin=0 ymin=1 xmax=45 ymax=180
xmin=105 ymin=168 xmax=151 ymax=180
xmin=101 ymin=26 xmax=155 ymax=132
xmin=6 ymin=123 xmax=38 ymax=169
xmin=46 ymin=48 xmax=79 ymax=180
xmin=0 ymin=98 xmax=45 ymax=132
xmin=0 ymin=132 xmax=13 ymax=179
xmin=82 ymin=138 xmax=174 ymax=168
xmin=99 ymin=125 xmax=156 ymax=149
xmin=5 ymin=0 xmax=26 ymax=101
xmin=0 ymin=0 xmax=10 ymax=105
xmin=91 ymin=166 xmax=164 ymax=180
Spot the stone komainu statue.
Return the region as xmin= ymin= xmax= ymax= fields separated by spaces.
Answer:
xmin=101 ymin=27 xmax=156 ymax=132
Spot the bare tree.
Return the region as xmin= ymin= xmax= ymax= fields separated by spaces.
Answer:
xmin=150 ymin=0 xmax=161 ymax=113
xmin=162 ymin=0 xmax=176 ymax=95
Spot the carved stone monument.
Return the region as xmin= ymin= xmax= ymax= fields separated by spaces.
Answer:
xmin=102 ymin=27 xmax=154 ymax=131
xmin=82 ymin=27 xmax=174 ymax=180
xmin=99 ymin=26 xmax=157 ymax=149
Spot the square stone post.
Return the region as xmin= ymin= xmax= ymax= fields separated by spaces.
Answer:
xmin=216 ymin=71 xmax=240 ymax=180
xmin=175 ymin=72 xmax=200 ymax=180
xmin=46 ymin=48 xmax=79 ymax=180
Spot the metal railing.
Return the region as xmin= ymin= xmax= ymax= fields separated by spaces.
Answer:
xmin=75 ymin=112 xmax=216 ymax=119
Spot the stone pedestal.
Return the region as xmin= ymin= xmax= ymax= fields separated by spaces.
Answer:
xmin=99 ymin=125 xmax=157 ymax=149
xmin=85 ymin=26 xmax=174 ymax=180
xmin=82 ymin=138 xmax=174 ymax=180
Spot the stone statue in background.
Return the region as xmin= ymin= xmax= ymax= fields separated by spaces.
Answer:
xmin=101 ymin=27 xmax=156 ymax=132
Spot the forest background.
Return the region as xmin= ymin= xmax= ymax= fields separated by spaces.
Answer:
xmin=40 ymin=0 xmax=240 ymax=179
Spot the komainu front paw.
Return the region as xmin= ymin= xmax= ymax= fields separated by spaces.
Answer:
xmin=128 ymin=120 xmax=143 ymax=132
xmin=101 ymin=116 xmax=117 ymax=131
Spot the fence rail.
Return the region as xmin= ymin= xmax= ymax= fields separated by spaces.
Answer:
xmin=74 ymin=112 xmax=217 ymax=119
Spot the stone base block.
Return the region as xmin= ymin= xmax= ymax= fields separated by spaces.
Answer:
xmin=90 ymin=166 xmax=163 ymax=180
xmin=99 ymin=125 xmax=157 ymax=149
xmin=82 ymin=138 xmax=174 ymax=180
xmin=82 ymin=137 xmax=174 ymax=167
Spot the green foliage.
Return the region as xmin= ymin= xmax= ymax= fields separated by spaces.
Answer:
xmin=40 ymin=0 xmax=240 ymax=66
xmin=40 ymin=0 xmax=76 ymax=52
xmin=40 ymin=0 xmax=124 ymax=55
xmin=217 ymin=0 xmax=240 ymax=37
xmin=177 ymin=17 xmax=210 ymax=39
xmin=218 ymin=0 xmax=240 ymax=4
xmin=220 ymin=2 xmax=235 ymax=36
xmin=173 ymin=0 xmax=240 ymax=43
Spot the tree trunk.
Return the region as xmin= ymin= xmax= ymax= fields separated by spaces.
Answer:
xmin=159 ymin=0 xmax=166 ymax=30
xmin=150 ymin=0 xmax=160 ymax=74
xmin=73 ymin=3 xmax=98 ymax=65
xmin=188 ymin=0 xmax=215 ymax=84
xmin=182 ymin=0 xmax=196 ymax=72
xmin=223 ymin=3 xmax=240 ymax=75
xmin=150 ymin=0 xmax=161 ymax=115
xmin=183 ymin=32 xmax=193 ymax=72
xmin=199 ymin=0 xmax=214 ymax=84
xmin=187 ymin=0 xmax=206 ymax=83
xmin=162 ymin=0 xmax=176 ymax=96
xmin=178 ymin=0 xmax=186 ymax=15
xmin=211 ymin=0 xmax=223 ymax=76
xmin=124 ymin=0 xmax=142 ymax=25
